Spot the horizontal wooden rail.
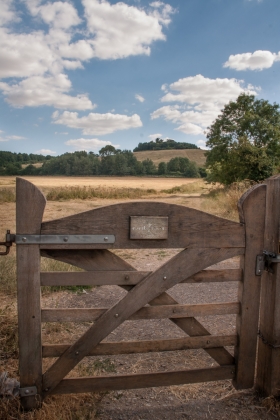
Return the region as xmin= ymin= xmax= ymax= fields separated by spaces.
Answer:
xmin=42 ymin=302 xmax=240 ymax=322
xmin=40 ymin=271 xmax=151 ymax=286
xmin=42 ymin=334 xmax=237 ymax=357
xmin=40 ymin=269 xmax=242 ymax=287
xmin=50 ymin=365 xmax=235 ymax=395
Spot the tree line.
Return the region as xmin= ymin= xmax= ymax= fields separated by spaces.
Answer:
xmin=133 ymin=138 xmax=199 ymax=152
xmin=0 ymin=146 xmax=204 ymax=178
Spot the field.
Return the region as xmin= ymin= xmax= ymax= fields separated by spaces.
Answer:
xmin=0 ymin=175 xmax=202 ymax=190
xmin=0 ymin=176 xmax=278 ymax=419
xmin=133 ymin=149 xmax=206 ymax=167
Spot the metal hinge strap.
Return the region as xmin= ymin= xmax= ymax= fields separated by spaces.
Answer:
xmin=257 ymin=330 xmax=280 ymax=349
xmin=19 ymin=386 xmax=37 ymax=397
xmin=255 ymin=250 xmax=280 ymax=276
xmin=15 ymin=234 xmax=115 ymax=245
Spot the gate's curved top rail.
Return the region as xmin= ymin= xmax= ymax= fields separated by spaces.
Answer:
xmin=41 ymin=200 xmax=245 ymax=249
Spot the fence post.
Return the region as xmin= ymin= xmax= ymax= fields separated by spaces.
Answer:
xmin=16 ymin=178 xmax=46 ymax=409
xmin=256 ymin=175 xmax=280 ymax=396
xmin=233 ymin=184 xmax=266 ymax=389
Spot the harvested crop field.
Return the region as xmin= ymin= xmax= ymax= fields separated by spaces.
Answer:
xmin=0 ymin=177 xmax=279 ymax=419
xmin=0 ymin=176 xmax=201 ymax=190
xmin=133 ymin=149 xmax=206 ymax=167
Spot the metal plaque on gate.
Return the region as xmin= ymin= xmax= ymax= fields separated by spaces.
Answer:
xmin=130 ymin=216 xmax=168 ymax=240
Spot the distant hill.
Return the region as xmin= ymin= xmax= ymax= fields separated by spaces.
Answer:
xmin=133 ymin=149 xmax=206 ymax=167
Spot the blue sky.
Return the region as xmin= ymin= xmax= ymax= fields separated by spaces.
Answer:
xmin=0 ymin=0 xmax=280 ymax=156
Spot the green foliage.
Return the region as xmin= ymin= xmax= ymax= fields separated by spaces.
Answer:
xmin=158 ymin=161 xmax=167 ymax=175
xmin=133 ymin=138 xmax=199 ymax=152
xmin=206 ymin=93 xmax=280 ymax=184
xmin=165 ymin=157 xmax=200 ymax=177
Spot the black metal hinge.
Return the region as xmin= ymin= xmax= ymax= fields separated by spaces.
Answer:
xmin=256 ymin=250 xmax=280 ymax=276
xmin=0 ymin=230 xmax=15 ymax=256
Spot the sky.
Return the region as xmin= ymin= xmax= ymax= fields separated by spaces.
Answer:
xmin=0 ymin=0 xmax=280 ymax=156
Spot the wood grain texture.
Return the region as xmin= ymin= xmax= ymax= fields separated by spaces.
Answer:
xmin=43 ymin=249 xmax=238 ymax=367
xmin=42 ymin=335 xmax=237 ymax=357
xmin=42 ymin=302 xmax=240 ymax=322
xmin=40 ymin=271 xmax=151 ymax=286
xmin=51 ymin=366 xmax=235 ymax=395
xmin=41 ymin=249 xmax=136 ymax=271
xmin=233 ymin=183 xmax=266 ymax=390
xmin=16 ymin=178 xmax=46 ymax=410
xmin=256 ymin=176 xmax=280 ymax=396
xmin=42 ymin=246 xmax=243 ymax=395
xmin=41 ymin=202 xmax=245 ymax=249
xmin=149 ymin=292 xmax=235 ymax=366
xmin=40 ymin=268 xmax=242 ymax=286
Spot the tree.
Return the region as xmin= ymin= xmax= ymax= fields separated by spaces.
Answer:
xmin=205 ymin=93 xmax=280 ymax=184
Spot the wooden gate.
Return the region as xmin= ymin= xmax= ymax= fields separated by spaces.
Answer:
xmin=15 ymin=177 xmax=270 ymax=410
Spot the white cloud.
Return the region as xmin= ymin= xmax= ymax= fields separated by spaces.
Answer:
xmin=26 ymin=0 xmax=82 ymax=29
xmin=0 ymin=0 xmax=19 ymax=25
xmin=0 ymin=74 xmax=95 ymax=109
xmin=196 ymin=140 xmax=208 ymax=150
xmin=35 ymin=148 xmax=56 ymax=155
xmin=148 ymin=133 xmax=162 ymax=140
xmin=65 ymin=138 xmax=120 ymax=151
xmin=0 ymin=1 xmax=175 ymax=111
xmin=135 ymin=94 xmax=145 ymax=103
xmin=224 ymin=50 xmax=280 ymax=71
xmin=53 ymin=111 xmax=143 ymax=135
xmin=151 ymin=74 xmax=257 ymax=135
xmin=82 ymin=0 xmax=174 ymax=59
xmin=6 ymin=135 xmax=26 ymax=140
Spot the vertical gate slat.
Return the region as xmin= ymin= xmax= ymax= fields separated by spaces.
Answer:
xmin=234 ymin=183 xmax=266 ymax=389
xmin=16 ymin=178 xmax=46 ymax=409
xmin=256 ymin=176 xmax=280 ymax=396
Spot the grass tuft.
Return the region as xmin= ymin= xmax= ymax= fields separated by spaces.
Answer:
xmin=46 ymin=186 xmax=157 ymax=201
xmin=0 ymin=188 xmax=15 ymax=203
xmin=202 ymin=181 xmax=256 ymax=221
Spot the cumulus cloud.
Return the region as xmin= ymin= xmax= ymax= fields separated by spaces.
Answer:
xmin=148 ymin=133 xmax=162 ymax=140
xmin=65 ymin=138 xmax=120 ymax=151
xmin=135 ymin=94 xmax=145 ymax=103
xmin=26 ymin=0 xmax=82 ymax=29
xmin=224 ymin=50 xmax=280 ymax=71
xmin=0 ymin=74 xmax=95 ymax=109
xmin=151 ymin=74 xmax=257 ymax=135
xmin=83 ymin=0 xmax=174 ymax=59
xmin=35 ymin=148 xmax=56 ymax=155
xmin=0 ymin=0 xmax=174 ymax=110
xmin=53 ymin=111 xmax=143 ymax=135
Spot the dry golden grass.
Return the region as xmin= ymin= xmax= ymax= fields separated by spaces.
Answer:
xmin=0 ymin=176 xmax=200 ymax=190
xmin=134 ymin=149 xmax=206 ymax=167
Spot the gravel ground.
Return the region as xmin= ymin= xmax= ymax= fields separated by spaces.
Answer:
xmin=41 ymin=251 xmax=277 ymax=419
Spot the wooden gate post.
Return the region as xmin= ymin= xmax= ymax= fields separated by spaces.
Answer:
xmin=256 ymin=175 xmax=280 ymax=396
xmin=233 ymin=184 xmax=266 ymax=389
xmin=16 ymin=178 xmax=46 ymax=409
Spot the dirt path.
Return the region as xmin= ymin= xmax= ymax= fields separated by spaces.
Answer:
xmin=41 ymin=251 xmax=277 ymax=419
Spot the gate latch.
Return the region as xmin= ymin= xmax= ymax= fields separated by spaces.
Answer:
xmin=0 ymin=230 xmax=15 ymax=256
xmin=256 ymin=250 xmax=280 ymax=276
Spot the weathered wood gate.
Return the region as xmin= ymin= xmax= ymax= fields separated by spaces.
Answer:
xmin=11 ymin=176 xmax=280 ymax=410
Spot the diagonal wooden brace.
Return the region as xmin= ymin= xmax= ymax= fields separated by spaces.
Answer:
xmin=42 ymin=246 xmax=243 ymax=395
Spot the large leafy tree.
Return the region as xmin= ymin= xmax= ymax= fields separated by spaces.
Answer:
xmin=205 ymin=93 xmax=280 ymax=184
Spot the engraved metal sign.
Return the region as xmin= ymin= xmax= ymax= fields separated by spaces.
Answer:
xmin=130 ymin=216 xmax=168 ymax=240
